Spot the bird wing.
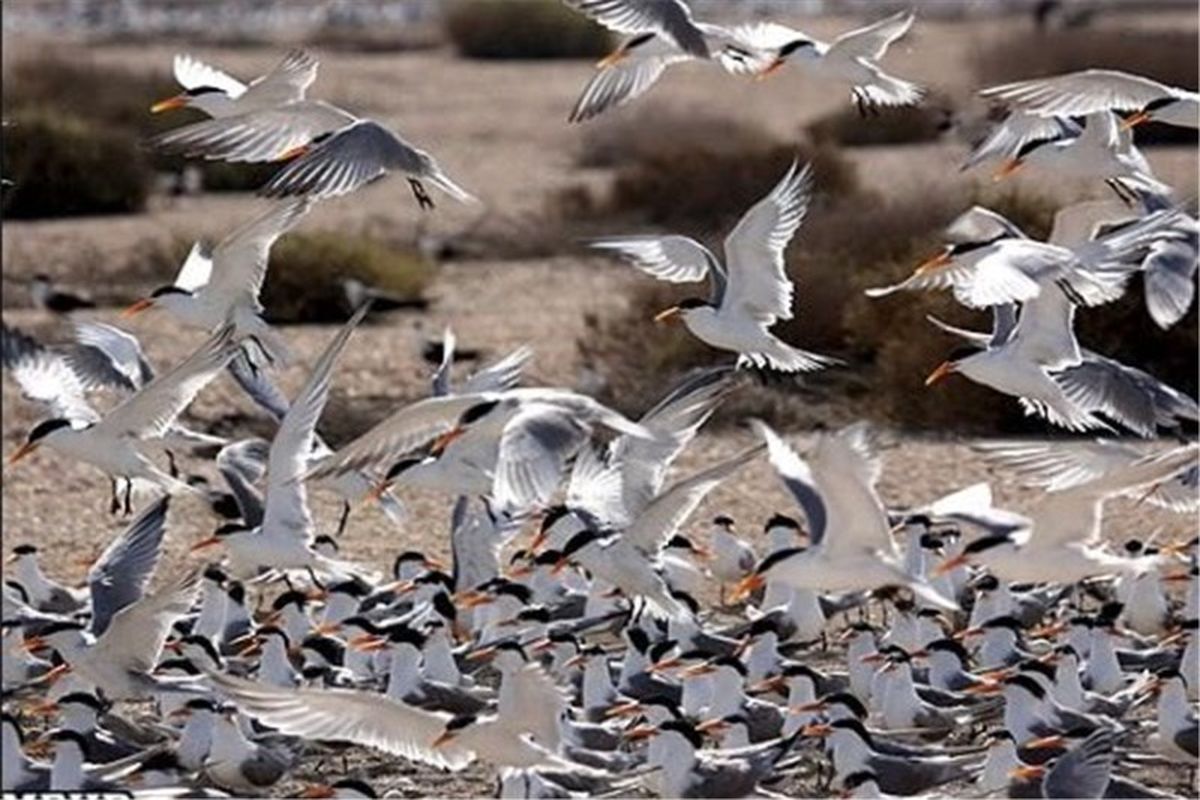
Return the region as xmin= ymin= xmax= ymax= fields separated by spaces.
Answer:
xmin=173 ymin=242 xmax=214 ymax=292
xmin=499 ymin=664 xmax=572 ymax=751
xmin=563 ymin=0 xmax=710 ymax=57
xmin=461 ymin=346 xmax=532 ymax=395
xmin=946 ymin=205 xmax=1028 ymax=243
xmin=70 ymin=322 xmax=154 ymax=393
xmin=961 ymin=112 xmax=1079 ymax=171
xmin=826 ymin=9 xmax=915 ymax=62
xmin=431 ymin=327 xmax=457 ymax=397
xmin=612 ymin=365 xmax=736 ymax=515
xmin=1144 ymin=236 xmax=1199 ymax=330
xmin=589 ymin=234 xmax=720 ymax=290
xmin=752 ymin=421 xmax=828 ymax=546
xmin=93 ymin=569 xmax=200 ymax=674
xmin=926 ymin=303 xmax=1018 ymax=349
xmin=981 ymin=69 xmax=1174 ymax=118
xmin=204 ymin=199 xmax=310 ymax=312
xmin=206 ymin=670 xmax=474 ymax=771
xmin=973 ymin=439 xmax=1144 ymax=492
xmin=88 ymin=497 xmax=169 ymax=638
xmin=1043 ymin=729 xmax=1115 ymax=800
xmin=147 ymin=100 xmax=353 ymax=162
xmin=1047 ymin=198 xmax=1133 ymax=248
xmin=722 ymin=160 xmax=810 ymax=323
xmin=566 ymin=443 xmax=630 ymax=528
xmin=262 ymin=304 xmax=368 ymax=542
xmin=568 ymin=51 xmax=686 ymax=122
xmin=260 ymin=119 xmax=474 ymax=202
xmin=1076 ymin=111 xmax=1121 ymax=152
xmin=305 ymin=395 xmax=493 ymax=481
xmin=1006 ymin=286 xmax=1082 ymax=370
xmin=624 ymin=444 xmax=764 ymax=556
xmin=865 ymin=247 xmax=1042 ymax=308
xmin=492 ymin=403 xmax=591 ymax=512
xmin=217 ymin=439 xmax=269 ymax=527
xmin=809 ymin=424 xmax=895 ymax=559
xmin=1 ymin=324 xmax=97 ymax=421
xmin=227 ymin=351 xmax=291 ymax=421
xmin=172 ymin=53 xmax=247 ymax=97
xmin=98 ymin=325 xmax=238 ymax=439
xmin=240 ymin=49 xmax=318 ymax=106
xmin=1055 ymin=351 xmax=1197 ymax=438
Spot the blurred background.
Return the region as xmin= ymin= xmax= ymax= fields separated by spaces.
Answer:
xmin=2 ymin=0 xmax=1197 ymax=437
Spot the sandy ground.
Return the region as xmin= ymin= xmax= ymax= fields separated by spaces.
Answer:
xmin=2 ymin=7 xmax=1198 ymax=798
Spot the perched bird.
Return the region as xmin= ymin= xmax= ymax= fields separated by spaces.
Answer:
xmin=591 ymin=161 xmax=839 ymax=372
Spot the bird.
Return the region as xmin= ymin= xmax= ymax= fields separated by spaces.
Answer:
xmin=29 ymin=274 xmax=96 ymax=314
xmin=7 ymin=325 xmax=241 ymax=513
xmin=561 ymin=0 xmax=756 ymax=122
xmin=734 ymin=10 xmax=923 ymax=113
xmin=590 ymin=160 xmax=839 ymax=372
xmin=120 ymin=199 xmax=311 ymax=368
xmin=150 ymin=49 xmax=319 ymax=118
xmin=146 ymin=51 xmax=474 ymax=208
xmin=981 ymin=68 xmax=1200 ymax=130
xmin=731 ymin=421 xmax=957 ymax=611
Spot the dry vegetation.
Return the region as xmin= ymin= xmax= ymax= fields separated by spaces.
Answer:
xmin=443 ymin=0 xmax=611 ymax=60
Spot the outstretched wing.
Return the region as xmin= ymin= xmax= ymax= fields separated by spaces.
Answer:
xmin=173 ymin=53 xmax=246 ymax=97
xmin=827 ymin=9 xmax=914 ymax=63
xmin=563 ymin=0 xmax=710 ymax=58
xmin=981 ymin=69 xmax=1175 ymax=118
xmin=88 ymin=497 xmax=169 ymax=637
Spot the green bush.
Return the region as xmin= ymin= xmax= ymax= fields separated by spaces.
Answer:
xmin=444 ymin=0 xmax=612 ymax=59
xmin=807 ymin=98 xmax=952 ymax=147
xmin=2 ymin=111 xmax=153 ymax=218
xmin=263 ymin=231 xmax=433 ymax=323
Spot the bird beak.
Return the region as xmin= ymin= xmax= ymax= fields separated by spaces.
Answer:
xmin=350 ymin=634 xmax=388 ymax=653
xmin=466 ymin=645 xmax=497 ymax=662
xmin=931 ymin=551 xmax=968 ymax=574
xmin=312 ymin=621 xmax=341 ymax=636
xmin=7 ymin=441 xmax=39 ymax=466
xmin=963 ymin=680 xmax=1003 ymax=695
xmin=150 ymin=94 xmax=188 ymax=114
xmin=365 ymin=480 xmax=392 ymax=505
xmin=120 ymin=297 xmax=155 ymax=318
xmin=975 ymin=666 xmax=1016 ymax=682
xmin=456 ymin=590 xmax=494 ymax=609
xmin=380 ymin=579 xmax=416 ymax=595
xmin=993 ymin=157 xmax=1024 ymax=181
xmin=748 ymin=675 xmax=786 ymax=695
xmin=728 ymin=573 xmax=765 ymax=603
xmin=800 ymin=722 xmax=832 ymax=737
xmin=530 ymin=637 xmax=555 ymax=654
xmin=622 ymin=723 xmax=658 ymax=741
xmin=424 ymin=555 xmax=447 ymax=571
xmin=430 ymin=426 xmax=465 ymax=455
xmin=562 ymin=653 xmax=588 ymax=669
xmin=789 ymin=700 xmax=828 ymax=714
xmin=22 ymin=636 xmax=47 ymax=653
xmin=26 ymin=699 xmax=58 ymax=717
xmin=25 ymin=738 xmax=53 ymax=759
xmin=691 ymin=544 xmax=715 ymax=561
xmin=508 ymin=563 xmax=533 ymax=578
xmin=528 ymin=528 xmax=549 ymax=554
xmin=275 ymin=143 xmax=311 ymax=162
xmin=924 ymin=360 xmax=957 ymax=387
xmin=595 ymin=47 xmax=628 ymax=69
xmin=1121 ymin=110 xmax=1151 ymax=130
xmin=1010 ymin=765 xmax=1046 ymax=781
xmin=913 ymin=249 xmax=952 ymax=276
xmin=431 ymin=731 xmax=457 ymax=749
xmin=298 ymin=786 xmax=337 ymax=799
xmin=696 ymin=718 xmax=730 ymax=736
xmin=859 ymin=652 xmax=887 ymax=664
xmin=38 ymin=663 xmax=71 ymax=686
xmin=756 ymin=57 xmax=786 ymax=80
xmin=604 ymin=700 xmax=642 ymax=719
xmin=653 ymin=306 xmax=682 ymax=324
xmin=167 ymin=707 xmax=191 ymax=720
xmin=681 ymin=662 xmax=718 ymax=678
xmin=237 ymin=638 xmax=262 ymax=657
xmin=552 ymin=556 xmax=571 ymax=576
xmin=1029 ymin=621 xmax=1066 ymax=639
xmin=189 ymin=537 xmax=222 ymax=553
xmin=953 ymin=626 xmax=984 ymax=641
xmin=1023 ymin=734 xmax=1066 ymax=751
xmin=647 ymin=657 xmax=682 ymax=674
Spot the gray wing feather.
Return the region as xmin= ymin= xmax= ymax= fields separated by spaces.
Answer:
xmin=88 ymin=498 xmax=170 ymax=637
xmin=564 ymin=0 xmax=709 ymax=57
xmin=228 ymin=351 xmax=291 ymax=421
xmin=1044 ymin=730 xmax=1114 ymax=799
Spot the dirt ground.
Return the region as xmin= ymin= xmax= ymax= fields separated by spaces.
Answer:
xmin=2 ymin=6 xmax=1198 ymax=798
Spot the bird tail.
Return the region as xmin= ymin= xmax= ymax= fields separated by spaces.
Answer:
xmin=425 ymin=166 xmax=477 ymax=204
xmin=315 ymin=554 xmax=381 ymax=585
xmin=743 ymin=341 xmax=841 ymax=373
xmin=856 ymin=66 xmax=925 ymax=108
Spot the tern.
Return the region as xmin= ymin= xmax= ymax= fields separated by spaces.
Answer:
xmin=981 ymin=69 xmax=1200 ymax=130
xmin=29 ymin=274 xmax=96 ymax=314
xmin=7 ymin=326 xmax=241 ymax=511
xmin=561 ymin=0 xmax=755 ymax=122
xmin=151 ymin=49 xmax=318 ymax=118
xmin=731 ymin=422 xmax=957 ymax=611
xmin=121 ymin=199 xmax=311 ymax=368
xmin=591 ymin=161 xmax=839 ymax=372
xmin=735 ymin=10 xmax=923 ymax=113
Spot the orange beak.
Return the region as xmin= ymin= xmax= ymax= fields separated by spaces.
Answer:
xmin=38 ymin=662 xmax=71 ymax=685
xmin=728 ymin=573 xmax=765 ymax=603
xmin=695 ymin=717 xmax=730 ymax=735
xmin=924 ymin=360 xmax=957 ymax=387
xmin=431 ymin=731 xmax=456 ymax=749
xmin=756 ymin=58 xmax=786 ymax=80
xmin=237 ymin=638 xmax=262 ymax=657
xmin=22 ymin=636 xmax=47 ymax=653
xmin=276 ymin=143 xmax=311 ymax=162
xmin=648 ymin=656 xmax=682 ymax=674
xmin=789 ymin=700 xmax=827 ymax=714
xmin=653 ymin=306 xmax=682 ymax=324
xmin=456 ymin=590 xmax=494 ymax=609
xmin=931 ymin=552 xmax=969 ymax=575
xmin=466 ymin=645 xmax=497 ymax=662
xmin=189 ymin=536 xmax=222 ymax=553
xmin=681 ymin=662 xmax=718 ymax=678
xmin=1121 ymin=110 xmax=1151 ymax=130
xmin=349 ymin=634 xmax=388 ymax=652
xmin=963 ymin=680 xmax=1003 ymax=695
xmin=528 ymin=528 xmax=549 ymax=554
xmin=596 ymin=48 xmax=628 ymax=69
xmin=7 ymin=441 xmax=39 ymax=466
xmin=1023 ymin=734 xmax=1066 ymax=751
xmin=120 ymin=298 xmax=155 ymax=319
xmin=430 ymin=426 xmax=465 ymax=456
xmin=622 ymin=723 xmax=658 ymax=741
xmin=365 ymin=480 xmax=392 ymax=505
xmin=563 ymin=653 xmax=588 ymax=670
xmin=993 ymin=157 xmax=1024 ymax=181
xmin=1010 ymin=764 xmax=1046 ymax=781
xmin=800 ymin=722 xmax=832 ymax=737
xmin=913 ymin=249 xmax=952 ymax=276
xmin=604 ymin=700 xmax=642 ymax=719
xmin=552 ymin=556 xmax=570 ymax=576
xmin=298 ymin=786 xmax=337 ymax=799
xmin=1028 ymin=621 xmax=1066 ymax=639
xmin=150 ymin=94 xmax=188 ymax=114
xmin=312 ymin=621 xmax=341 ymax=636
xmin=954 ymin=626 xmax=984 ymax=641
xmin=691 ymin=544 xmax=715 ymax=562
xmin=748 ymin=675 xmax=787 ymax=694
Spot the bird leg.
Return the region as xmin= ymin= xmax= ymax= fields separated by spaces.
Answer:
xmin=166 ymin=450 xmax=179 ymax=479
xmin=408 ymin=178 xmax=435 ymax=211
xmin=719 ymin=583 xmax=727 ymax=607
xmin=109 ymin=478 xmax=121 ymax=514
xmin=853 ymin=88 xmax=867 ymax=118
xmin=123 ymin=479 xmax=133 ymax=516
xmin=336 ymin=501 xmax=351 ymax=537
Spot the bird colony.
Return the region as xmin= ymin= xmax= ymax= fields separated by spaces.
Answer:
xmin=2 ymin=2 xmax=1198 ymax=798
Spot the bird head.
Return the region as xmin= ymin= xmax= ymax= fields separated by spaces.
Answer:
xmin=757 ymin=39 xmax=816 ymax=79
xmin=8 ymin=419 xmax=77 ymax=466
xmin=1122 ymin=96 xmax=1179 ymax=130
xmin=150 ymin=85 xmax=235 ymax=116
xmin=653 ymin=297 xmax=708 ymax=324
xmin=121 ymin=285 xmax=193 ymax=319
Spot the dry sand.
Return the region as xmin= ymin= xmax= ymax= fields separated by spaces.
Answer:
xmin=2 ymin=7 xmax=1198 ymax=798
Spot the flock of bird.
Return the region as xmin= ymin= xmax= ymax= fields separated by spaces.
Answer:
xmin=2 ymin=1 xmax=1198 ymax=798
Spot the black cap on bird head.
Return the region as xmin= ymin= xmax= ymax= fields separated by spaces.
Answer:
xmin=384 ymin=457 xmax=424 ymax=481
xmin=754 ymin=546 xmax=806 ymax=575
xmin=458 ymin=399 xmax=501 ymax=427
xmin=25 ymin=418 xmax=74 ymax=444
xmin=780 ymin=38 xmax=816 ymax=56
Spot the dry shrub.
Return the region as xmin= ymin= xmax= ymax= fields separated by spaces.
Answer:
xmin=444 ymin=0 xmax=611 ymax=60
xmin=807 ymin=97 xmax=953 ymax=147
xmin=972 ymin=28 xmax=1198 ymax=146
xmin=263 ymin=231 xmax=433 ymax=323
xmin=304 ymin=21 xmax=445 ymax=53
xmin=2 ymin=111 xmax=153 ymax=218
